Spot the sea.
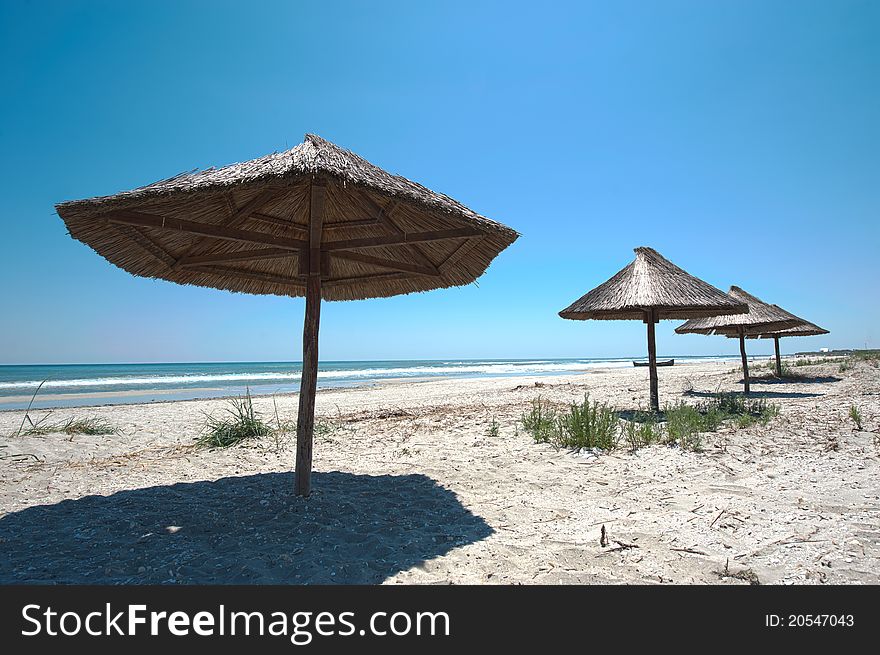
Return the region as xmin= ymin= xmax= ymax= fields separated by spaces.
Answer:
xmin=0 ymin=356 xmax=738 ymax=411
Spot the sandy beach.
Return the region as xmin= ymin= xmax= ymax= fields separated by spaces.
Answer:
xmin=1 ymin=357 xmax=877 ymax=585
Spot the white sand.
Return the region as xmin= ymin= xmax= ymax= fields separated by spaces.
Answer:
xmin=1 ymin=358 xmax=878 ymax=584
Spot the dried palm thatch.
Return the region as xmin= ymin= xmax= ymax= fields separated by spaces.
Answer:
xmin=741 ymin=317 xmax=829 ymax=378
xmin=56 ymin=134 xmax=518 ymax=302
xmin=558 ymin=247 xmax=747 ymax=411
xmin=743 ymin=318 xmax=828 ymax=340
xmin=558 ymin=247 xmax=748 ymax=320
xmin=674 ymin=287 xmax=801 ymax=336
xmin=676 ymin=287 xmax=804 ymax=392
xmin=56 ymin=134 xmax=518 ymax=496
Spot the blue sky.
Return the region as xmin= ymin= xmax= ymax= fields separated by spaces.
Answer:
xmin=1 ymin=0 xmax=877 ymax=364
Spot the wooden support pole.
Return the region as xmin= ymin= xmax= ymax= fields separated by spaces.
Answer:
xmin=646 ymin=310 xmax=660 ymax=413
xmin=294 ymin=180 xmax=326 ymax=497
xmin=774 ymin=336 xmax=782 ymax=377
xmin=739 ymin=329 xmax=750 ymax=395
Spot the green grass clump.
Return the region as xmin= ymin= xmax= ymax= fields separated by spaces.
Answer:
xmin=777 ymin=361 xmax=798 ymax=378
xmin=732 ymin=397 xmax=779 ymax=428
xmin=521 ymin=395 xmax=618 ymax=450
xmin=521 ymin=397 xmax=557 ymax=444
xmin=313 ymin=419 xmax=339 ymax=439
xmin=556 ymin=394 xmax=619 ymax=450
xmin=23 ymin=416 xmax=117 ymax=436
xmin=706 ymin=393 xmax=778 ymax=428
xmin=522 ymin=391 xmax=780 ymax=456
xmin=486 ymin=416 xmax=500 ymax=438
xmin=849 ymin=405 xmax=863 ymax=431
xmin=794 ymin=357 xmax=838 ymax=367
xmin=769 ymin=360 xmax=798 ymax=378
xmin=663 ymin=394 xmax=780 ymax=451
xmin=197 ymin=389 xmax=272 ymax=449
xmin=621 ymin=414 xmax=663 ymax=452
xmin=857 ymin=352 xmax=879 ymax=368
xmin=834 ymin=351 xmax=880 ymax=374
xmin=663 ymin=402 xmax=706 ymax=451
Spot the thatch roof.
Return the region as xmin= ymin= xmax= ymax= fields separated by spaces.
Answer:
xmin=675 ymin=286 xmax=802 ymax=336
xmin=56 ymin=134 xmax=518 ymax=301
xmin=742 ymin=318 xmax=829 ymax=340
xmin=558 ymin=247 xmax=748 ymax=321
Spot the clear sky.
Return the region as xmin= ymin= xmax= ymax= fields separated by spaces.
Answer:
xmin=1 ymin=0 xmax=877 ymax=364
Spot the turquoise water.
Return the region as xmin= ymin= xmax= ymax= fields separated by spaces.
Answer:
xmin=0 ymin=356 xmax=736 ymax=410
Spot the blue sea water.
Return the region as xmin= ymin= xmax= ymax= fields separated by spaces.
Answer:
xmin=0 ymin=356 xmax=736 ymax=410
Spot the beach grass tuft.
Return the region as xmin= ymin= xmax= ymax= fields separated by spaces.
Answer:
xmin=555 ymin=394 xmax=619 ymax=450
xmin=792 ymin=356 xmax=841 ymax=368
xmin=759 ymin=360 xmax=801 ymax=379
xmin=663 ymin=402 xmax=708 ymax=451
xmin=12 ymin=378 xmax=118 ymax=438
xmin=521 ymin=397 xmax=557 ymax=444
xmin=197 ymin=389 xmax=272 ymax=449
xmin=22 ymin=416 xmax=118 ymax=437
xmin=713 ymin=394 xmax=778 ymax=427
xmin=663 ymin=394 xmax=778 ymax=450
xmin=521 ymin=394 xmax=618 ymax=450
xmin=313 ymin=419 xmax=339 ymax=439
xmin=849 ymin=404 xmax=863 ymax=431
xmin=621 ymin=414 xmax=663 ymax=452
xmin=523 ymin=392 xmax=780 ymax=456
xmin=486 ymin=416 xmax=500 ymax=438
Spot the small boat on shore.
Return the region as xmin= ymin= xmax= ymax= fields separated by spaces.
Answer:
xmin=633 ymin=359 xmax=674 ymax=367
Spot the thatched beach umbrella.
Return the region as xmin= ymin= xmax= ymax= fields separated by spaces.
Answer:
xmin=56 ymin=134 xmax=518 ymax=496
xmin=675 ymin=287 xmax=802 ymax=394
xmin=740 ymin=318 xmax=829 ymax=377
xmin=558 ymin=247 xmax=747 ymax=412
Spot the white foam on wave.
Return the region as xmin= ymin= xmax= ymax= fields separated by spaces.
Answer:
xmin=0 ymin=357 xmax=735 ymax=391
xmin=0 ymin=360 xmax=632 ymax=390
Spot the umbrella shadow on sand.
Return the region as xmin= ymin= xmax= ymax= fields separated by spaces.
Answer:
xmin=0 ymin=471 xmax=493 ymax=584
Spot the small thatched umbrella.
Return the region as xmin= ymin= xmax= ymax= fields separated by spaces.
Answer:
xmin=56 ymin=134 xmax=518 ymax=496
xmin=558 ymin=247 xmax=747 ymax=412
xmin=675 ymin=287 xmax=802 ymax=393
xmin=740 ymin=317 xmax=829 ymax=377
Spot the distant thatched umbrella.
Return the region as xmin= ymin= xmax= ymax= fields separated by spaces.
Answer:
xmin=56 ymin=134 xmax=518 ymax=496
xmin=739 ymin=317 xmax=829 ymax=377
xmin=558 ymin=247 xmax=747 ymax=412
xmin=675 ymin=287 xmax=802 ymax=393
